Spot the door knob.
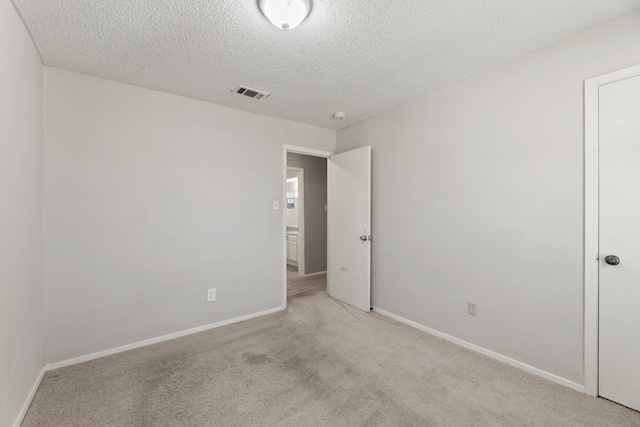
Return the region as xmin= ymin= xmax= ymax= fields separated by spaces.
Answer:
xmin=605 ymin=255 xmax=620 ymax=266
xmin=360 ymin=235 xmax=368 ymax=241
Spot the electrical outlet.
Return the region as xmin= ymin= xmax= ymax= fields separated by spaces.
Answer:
xmin=207 ymin=288 xmax=216 ymax=302
xmin=468 ymin=302 xmax=477 ymax=316
xmin=273 ymin=201 xmax=279 ymax=210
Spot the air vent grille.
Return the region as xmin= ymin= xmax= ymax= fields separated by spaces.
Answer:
xmin=233 ymin=85 xmax=270 ymax=101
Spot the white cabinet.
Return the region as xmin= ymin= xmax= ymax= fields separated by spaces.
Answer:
xmin=286 ymin=234 xmax=298 ymax=266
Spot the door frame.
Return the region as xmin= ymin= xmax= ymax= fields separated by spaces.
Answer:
xmin=282 ymin=145 xmax=334 ymax=308
xmin=584 ymin=63 xmax=640 ymax=397
xmin=286 ymin=167 xmax=304 ymax=272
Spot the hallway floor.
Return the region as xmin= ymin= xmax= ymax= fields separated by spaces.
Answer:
xmin=287 ymin=265 xmax=326 ymax=297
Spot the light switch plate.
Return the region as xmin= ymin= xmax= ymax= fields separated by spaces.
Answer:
xmin=273 ymin=201 xmax=279 ymax=210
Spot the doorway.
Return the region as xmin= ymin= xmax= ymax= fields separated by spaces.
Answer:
xmin=584 ymin=63 xmax=640 ymax=411
xmin=282 ymin=144 xmax=373 ymax=312
xmin=285 ymin=167 xmax=303 ymax=271
xmin=284 ymin=146 xmax=331 ymax=302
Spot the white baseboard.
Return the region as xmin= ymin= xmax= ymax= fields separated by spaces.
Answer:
xmin=46 ymin=306 xmax=285 ymax=370
xmin=13 ymin=366 xmax=46 ymax=427
xmin=299 ymin=270 xmax=327 ymax=278
xmin=373 ymin=307 xmax=585 ymax=393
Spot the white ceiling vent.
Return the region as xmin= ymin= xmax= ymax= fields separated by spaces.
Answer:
xmin=233 ymin=85 xmax=270 ymax=101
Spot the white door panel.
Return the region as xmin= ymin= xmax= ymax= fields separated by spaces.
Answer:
xmin=327 ymin=146 xmax=371 ymax=312
xmin=599 ymin=74 xmax=640 ymax=411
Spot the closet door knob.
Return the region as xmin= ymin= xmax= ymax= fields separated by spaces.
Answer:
xmin=605 ymin=255 xmax=620 ymax=266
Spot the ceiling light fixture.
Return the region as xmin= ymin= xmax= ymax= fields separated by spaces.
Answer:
xmin=259 ymin=0 xmax=311 ymax=30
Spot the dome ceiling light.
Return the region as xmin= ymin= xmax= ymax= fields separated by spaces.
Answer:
xmin=259 ymin=0 xmax=311 ymax=30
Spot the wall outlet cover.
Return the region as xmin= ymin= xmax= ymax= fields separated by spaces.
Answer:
xmin=468 ymin=302 xmax=477 ymax=316
xmin=207 ymin=288 xmax=216 ymax=302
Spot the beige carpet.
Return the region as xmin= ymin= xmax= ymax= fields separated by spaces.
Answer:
xmin=287 ymin=265 xmax=326 ymax=296
xmin=23 ymin=287 xmax=640 ymax=426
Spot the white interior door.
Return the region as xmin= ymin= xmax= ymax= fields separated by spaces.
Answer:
xmin=327 ymin=146 xmax=371 ymax=312
xmin=599 ymin=74 xmax=640 ymax=412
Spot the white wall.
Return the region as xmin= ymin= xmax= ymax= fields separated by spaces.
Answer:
xmin=0 ymin=0 xmax=44 ymax=425
xmin=337 ymin=11 xmax=640 ymax=385
xmin=44 ymin=68 xmax=335 ymax=363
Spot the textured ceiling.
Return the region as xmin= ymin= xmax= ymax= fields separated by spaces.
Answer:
xmin=12 ymin=0 xmax=640 ymax=129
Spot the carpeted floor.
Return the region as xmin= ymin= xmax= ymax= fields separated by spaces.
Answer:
xmin=287 ymin=265 xmax=326 ymax=296
xmin=23 ymin=286 xmax=640 ymax=426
